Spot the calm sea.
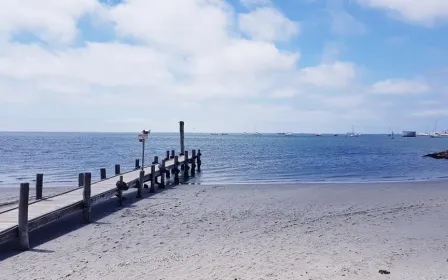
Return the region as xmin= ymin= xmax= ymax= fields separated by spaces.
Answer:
xmin=0 ymin=132 xmax=447 ymax=188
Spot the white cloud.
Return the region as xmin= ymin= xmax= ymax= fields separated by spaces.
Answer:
xmin=238 ymin=7 xmax=300 ymax=42
xmin=355 ymin=0 xmax=448 ymax=26
xmin=0 ymin=0 xmax=102 ymax=44
xmin=370 ymin=79 xmax=431 ymax=95
xmin=298 ymin=62 xmax=357 ymax=87
xmin=240 ymin=0 xmax=271 ymax=8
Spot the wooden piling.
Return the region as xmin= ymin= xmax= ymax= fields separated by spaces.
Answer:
xmin=179 ymin=121 xmax=185 ymax=155
xmin=100 ymin=168 xmax=106 ymax=180
xmin=135 ymin=159 xmax=140 ymax=170
xmin=115 ymin=164 xmax=121 ymax=175
xmin=82 ymin=173 xmax=92 ymax=223
xmin=117 ymin=175 xmax=124 ymax=206
xmin=170 ymin=150 xmax=175 ymax=159
xmin=165 ymin=151 xmax=170 ymax=160
xmin=78 ymin=173 xmax=84 ymax=187
xmin=18 ymin=183 xmax=30 ymax=250
xmin=36 ymin=173 xmax=43 ymax=200
xmin=174 ymin=156 xmax=180 ymax=185
xmin=150 ymin=164 xmax=156 ymax=193
xmin=197 ymin=149 xmax=202 ymax=172
xmin=153 ymin=156 xmax=159 ymax=164
xmin=160 ymin=160 xmax=166 ymax=189
xmin=137 ymin=170 xmax=144 ymax=198
xmin=183 ymin=151 xmax=189 ymax=179
xmin=191 ymin=150 xmax=196 ymax=177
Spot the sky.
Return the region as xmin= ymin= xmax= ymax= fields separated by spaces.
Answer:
xmin=0 ymin=0 xmax=447 ymax=133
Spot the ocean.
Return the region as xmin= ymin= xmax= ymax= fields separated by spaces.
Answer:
xmin=0 ymin=132 xmax=447 ymax=188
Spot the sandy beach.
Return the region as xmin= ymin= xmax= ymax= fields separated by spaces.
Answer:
xmin=0 ymin=181 xmax=447 ymax=280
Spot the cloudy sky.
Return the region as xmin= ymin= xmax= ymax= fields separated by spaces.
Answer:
xmin=0 ymin=0 xmax=447 ymax=133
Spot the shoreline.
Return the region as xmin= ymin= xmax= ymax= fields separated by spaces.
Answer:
xmin=1 ymin=181 xmax=447 ymax=279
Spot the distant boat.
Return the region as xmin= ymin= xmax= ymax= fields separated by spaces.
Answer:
xmin=402 ymin=131 xmax=417 ymax=137
xmin=285 ymin=132 xmax=293 ymax=136
xmin=277 ymin=132 xmax=286 ymax=135
xmin=333 ymin=134 xmax=338 ymax=136
xmin=211 ymin=133 xmax=219 ymax=135
xmin=315 ymin=133 xmax=322 ymax=136
xmin=346 ymin=125 xmax=360 ymax=137
xmin=221 ymin=133 xmax=228 ymax=135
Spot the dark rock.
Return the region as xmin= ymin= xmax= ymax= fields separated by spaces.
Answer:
xmin=378 ymin=270 xmax=390 ymax=275
xmin=424 ymin=150 xmax=448 ymax=159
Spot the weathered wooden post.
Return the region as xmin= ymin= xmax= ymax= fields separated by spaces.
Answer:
xmin=18 ymin=183 xmax=30 ymax=250
xmin=170 ymin=150 xmax=175 ymax=159
xmin=137 ymin=170 xmax=144 ymax=198
xmin=165 ymin=151 xmax=170 ymax=161
xmin=191 ymin=150 xmax=196 ymax=177
xmin=82 ymin=173 xmax=92 ymax=223
xmin=115 ymin=164 xmax=121 ymax=175
xmin=153 ymin=156 xmax=159 ymax=164
xmin=135 ymin=159 xmax=140 ymax=170
xmin=36 ymin=173 xmax=43 ymax=200
xmin=183 ymin=150 xmax=189 ymax=180
xmin=197 ymin=149 xmax=202 ymax=172
xmin=160 ymin=160 xmax=166 ymax=189
xmin=174 ymin=156 xmax=180 ymax=185
xmin=100 ymin=168 xmax=106 ymax=180
xmin=78 ymin=173 xmax=84 ymax=187
xmin=150 ymin=164 xmax=156 ymax=193
xmin=179 ymin=121 xmax=185 ymax=156
xmin=117 ymin=175 xmax=124 ymax=206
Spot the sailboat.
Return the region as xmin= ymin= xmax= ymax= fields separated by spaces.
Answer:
xmin=346 ymin=125 xmax=360 ymax=137
xmin=430 ymin=120 xmax=440 ymax=138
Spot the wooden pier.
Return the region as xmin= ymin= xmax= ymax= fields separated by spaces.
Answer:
xmin=0 ymin=122 xmax=202 ymax=249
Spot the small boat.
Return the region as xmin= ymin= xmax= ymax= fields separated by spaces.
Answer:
xmin=285 ymin=132 xmax=293 ymax=136
xmin=333 ymin=134 xmax=338 ymax=136
xmin=402 ymin=131 xmax=417 ymax=137
xmin=316 ymin=133 xmax=322 ymax=136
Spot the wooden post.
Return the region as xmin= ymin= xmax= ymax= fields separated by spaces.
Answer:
xmin=115 ymin=164 xmax=121 ymax=175
xmin=170 ymin=150 xmax=175 ymax=159
xmin=100 ymin=168 xmax=106 ymax=180
xmin=117 ymin=175 xmax=124 ymax=206
xmin=78 ymin=173 xmax=84 ymax=187
xmin=165 ymin=151 xmax=170 ymax=160
xmin=160 ymin=160 xmax=166 ymax=189
xmin=153 ymin=156 xmax=159 ymax=164
xmin=18 ymin=183 xmax=30 ymax=250
xmin=82 ymin=173 xmax=92 ymax=223
xmin=197 ymin=149 xmax=202 ymax=172
xmin=135 ymin=159 xmax=140 ymax=170
xmin=137 ymin=170 xmax=144 ymax=198
xmin=179 ymin=121 xmax=185 ymax=155
xmin=174 ymin=156 xmax=180 ymax=185
xmin=191 ymin=150 xmax=196 ymax=177
xmin=183 ymin=151 xmax=189 ymax=180
xmin=150 ymin=164 xmax=156 ymax=193
xmin=36 ymin=173 xmax=43 ymax=200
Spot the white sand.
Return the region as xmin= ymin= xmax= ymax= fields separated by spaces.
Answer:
xmin=0 ymin=182 xmax=448 ymax=280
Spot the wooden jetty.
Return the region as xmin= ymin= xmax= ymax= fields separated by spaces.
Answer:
xmin=0 ymin=122 xmax=202 ymax=250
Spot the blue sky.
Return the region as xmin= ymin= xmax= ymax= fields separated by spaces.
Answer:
xmin=0 ymin=0 xmax=447 ymax=133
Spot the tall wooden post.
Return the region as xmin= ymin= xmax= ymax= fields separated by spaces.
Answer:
xmin=183 ymin=151 xmax=189 ymax=180
xmin=78 ymin=173 xmax=84 ymax=187
xmin=18 ymin=183 xmax=30 ymax=250
xmin=36 ymin=173 xmax=43 ymax=200
xmin=82 ymin=173 xmax=92 ymax=223
xmin=170 ymin=150 xmax=175 ymax=159
xmin=197 ymin=149 xmax=202 ymax=172
xmin=160 ymin=160 xmax=166 ymax=189
xmin=153 ymin=156 xmax=159 ymax=164
xmin=174 ymin=156 xmax=180 ymax=185
xmin=115 ymin=164 xmax=121 ymax=175
xmin=191 ymin=150 xmax=196 ymax=177
xmin=135 ymin=159 xmax=140 ymax=170
xmin=137 ymin=170 xmax=144 ymax=198
xmin=165 ymin=151 xmax=170 ymax=160
xmin=100 ymin=168 xmax=106 ymax=180
xmin=179 ymin=121 xmax=185 ymax=156
xmin=150 ymin=164 xmax=156 ymax=193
